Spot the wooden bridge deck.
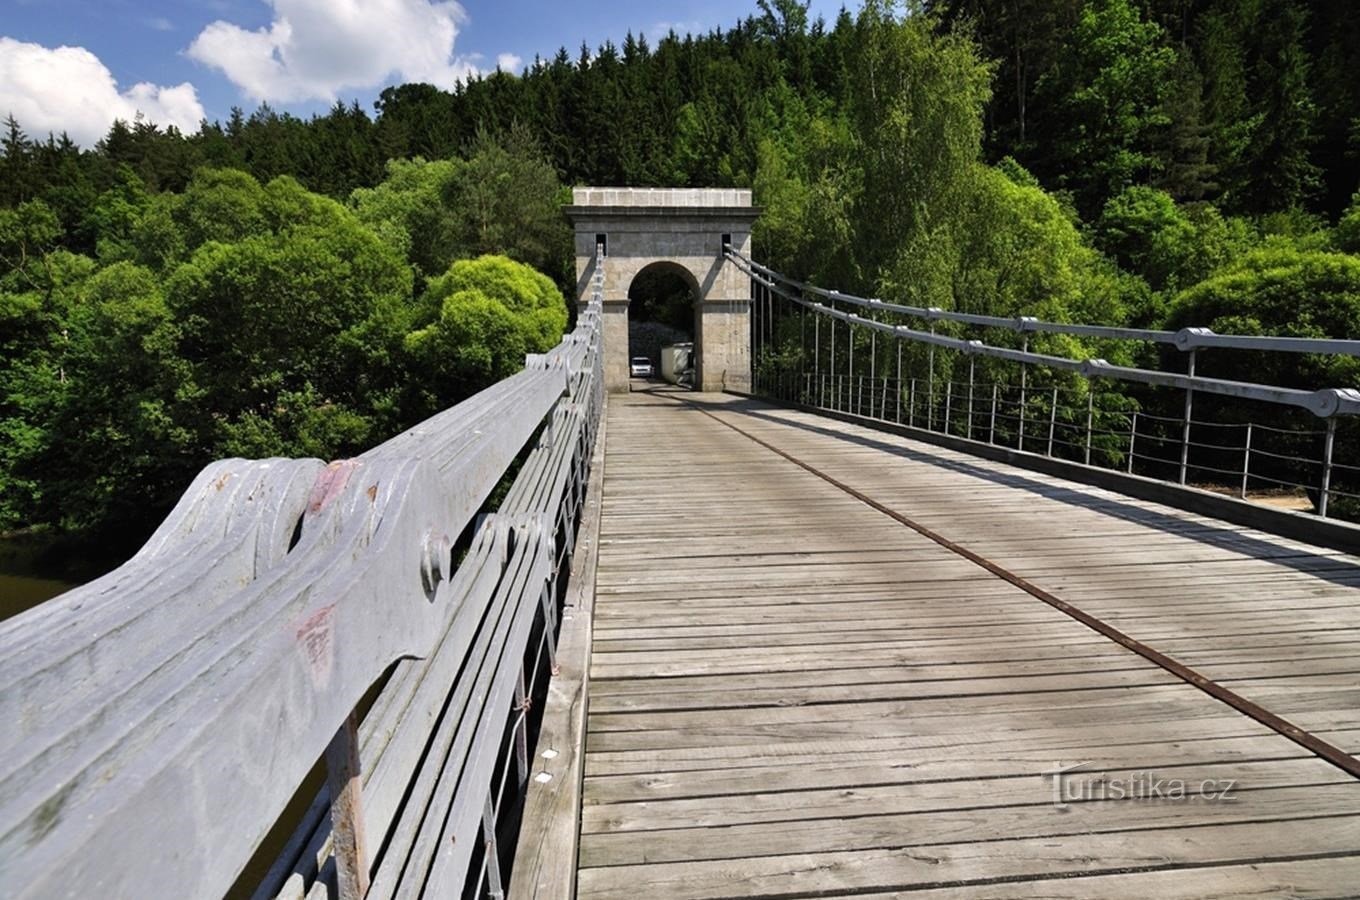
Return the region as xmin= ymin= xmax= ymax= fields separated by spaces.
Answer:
xmin=574 ymin=389 xmax=1360 ymax=898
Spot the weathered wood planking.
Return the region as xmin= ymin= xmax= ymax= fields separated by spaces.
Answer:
xmin=576 ymin=389 xmax=1360 ymax=898
xmin=509 ymin=392 xmax=611 ymax=900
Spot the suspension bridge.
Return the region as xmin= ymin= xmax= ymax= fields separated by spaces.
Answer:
xmin=2 ymin=189 xmax=1359 ymax=899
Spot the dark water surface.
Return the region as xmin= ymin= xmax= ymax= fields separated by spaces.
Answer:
xmin=0 ymin=572 xmax=77 ymax=622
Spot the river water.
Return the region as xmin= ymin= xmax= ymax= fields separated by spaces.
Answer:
xmin=0 ymin=573 xmax=77 ymax=622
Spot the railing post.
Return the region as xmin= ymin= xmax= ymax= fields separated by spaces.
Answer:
xmin=989 ymin=384 xmax=998 ymax=444
xmin=967 ymin=359 xmax=976 ymax=441
xmin=829 ymin=317 xmax=836 ymax=391
xmin=896 ymin=340 xmax=903 ymax=424
xmin=752 ymin=279 xmax=760 ymax=366
xmin=801 ymin=302 xmax=807 ymax=378
xmin=482 ymin=795 xmax=505 ymax=900
xmin=767 ymin=279 xmax=773 ymax=352
xmin=927 ymin=325 xmax=936 ymax=432
xmin=1240 ymin=423 xmax=1253 ymax=499
xmin=1018 ymin=337 xmax=1028 ymax=452
xmin=1085 ymin=389 xmax=1095 ymax=466
xmin=814 ymin=315 xmax=821 ymax=384
xmin=326 ymin=711 xmax=370 ymax=900
xmin=848 ymin=321 xmax=855 ymax=404
xmin=858 ymin=375 xmax=864 ymax=417
xmin=909 ymin=378 xmax=917 ymax=428
xmin=1047 ymin=387 xmax=1059 ymax=457
xmin=944 ymin=379 xmax=953 ymax=435
xmin=1180 ymin=349 xmax=1196 ymax=486
xmin=1128 ymin=412 xmax=1139 ymax=474
xmin=881 ymin=376 xmax=889 ymax=420
xmin=1320 ymin=417 xmax=1337 ymax=518
xmin=513 ymin=667 xmax=531 ymax=790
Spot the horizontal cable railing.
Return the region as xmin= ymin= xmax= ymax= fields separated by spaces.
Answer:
xmin=734 ymin=250 xmax=1360 ymax=520
xmin=0 ymin=251 xmax=608 ymax=900
xmin=737 ymin=251 xmax=1360 ymax=358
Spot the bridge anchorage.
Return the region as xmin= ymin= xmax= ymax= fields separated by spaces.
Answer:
xmin=5 ymin=207 xmax=1360 ymax=900
xmin=566 ymin=188 xmax=759 ymax=393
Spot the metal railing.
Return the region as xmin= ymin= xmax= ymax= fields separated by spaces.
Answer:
xmin=0 ymin=251 xmax=607 ymax=899
xmin=734 ymin=250 xmax=1360 ymax=519
xmin=740 ymin=252 xmax=1360 ymax=359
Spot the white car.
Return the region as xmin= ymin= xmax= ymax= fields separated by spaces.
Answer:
xmin=630 ymin=357 xmax=655 ymax=378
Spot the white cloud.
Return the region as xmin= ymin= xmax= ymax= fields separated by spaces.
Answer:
xmin=0 ymin=37 xmax=205 ymax=147
xmin=187 ymin=0 xmax=486 ymax=103
xmin=147 ymin=17 xmax=175 ymax=32
xmin=496 ymin=53 xmax=522 ymax=73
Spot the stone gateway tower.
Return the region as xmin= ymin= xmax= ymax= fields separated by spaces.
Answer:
xmin=565 ymin=188 xmax=760 ymax=393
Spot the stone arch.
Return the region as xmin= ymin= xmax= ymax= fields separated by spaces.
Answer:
xmin=625 ymin=260 xmax=701 ymax=384
xmin=566 ymin=188 xmax=760 ymax=393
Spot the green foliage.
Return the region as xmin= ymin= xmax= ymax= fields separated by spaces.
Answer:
xmin=405 ymin=256 xmax=568 ymax=410
xmin=1337 ymin=193 xmax=1360 ymax=254
xmin=351 ymin=157 xmax=464 ymax=280
xmin=165 ymin=212 xmax=412 ymax=435
xmin=30 ymin=262 xmax=190 ymax=532
xmin=0 ymin=200 xmax=63 ymax=291
xmin=0 ymin=165 xmax=566 ymax=547
xmin=1095 ymin=186 xmax=1242 ymax=292
xmin=350 ymin=128 xmax=571 ymax=289
xmin=752 ymin=115 xmax=859 ymax=286
xmin=1229 ymin=0 xmax=1321 ymax=213
xmin=955 ymin=165 xmax=1130 ymax=328
xmin=852 ymin=1 xmax=994 ymax=286
xmin=1167 ymin=247 xmax=1360 ymax=387
xmin=1029 ymin=0 xmax=1175 ymax=215
xmin=444 ymin=126 xmax=573 ymax=280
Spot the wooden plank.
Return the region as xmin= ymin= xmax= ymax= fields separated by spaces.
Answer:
xmin=573 ymin=391 xmax=1360 ymax=899
xmin=583 ymin=756 xmax=1350 ymax=833
xmin=576 ymin=816 xmax=1360 ymax=898
xmin=509 ymin=396 xmax=611 ymax=900
xmin=583 ymin=730 xmax=1348 ymax=803
xmin=580 ymin=780 xmax=1360 ymax=867
xmin=845 ymin=856 xmax=1360 ymax=899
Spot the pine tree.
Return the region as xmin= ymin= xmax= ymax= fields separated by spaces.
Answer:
xmin=1153 ymin=51 xmax=1218 ymax=201
xmin=1 ymin=115 xmax=35 ymax=205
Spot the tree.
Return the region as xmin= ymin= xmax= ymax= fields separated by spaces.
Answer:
xmin=25 ymin=262 xmax=190 ymax=534
xmin=756 ymin=0 xmax=814 ymax=88
xmin=1028 ymin=0 xmax=1175 ymax=216
xmin=752 ymin=113 xmax=859 ymax=287
xmin=405 ymin=256 xmax=568 ymax=410
xmin=1233 ymin=0 xmax=1319 ymax=213
xmin=444 ymin=126 xmax=571 ymax=283
xmin=1337 ymin=192 xmax=1360 ymax=255
xmin=85 ymin=166 xmax=153 ymax=263
xmin=850 ymin=0 xmax=994 ymax=293
xmin=1167 ymin=247 xmax=1360 ymax=389
xmin=954 ymin=163 xmax=1134 ymax=329
xmin=1152 ymin=50 xmax=1218 ymax=202
xmin=150 ymin=171 xmax=416 ymax=467
xmin=351 ymin=157 xmax=464 ymax=281
xmin=929 ymin=0 xmax=1079 ymax=153
xmin=1 ymin=115 xmax=35 ymax=207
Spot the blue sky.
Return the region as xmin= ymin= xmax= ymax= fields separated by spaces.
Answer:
xmin=1 ymin=0 xmax=850 ymax=146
